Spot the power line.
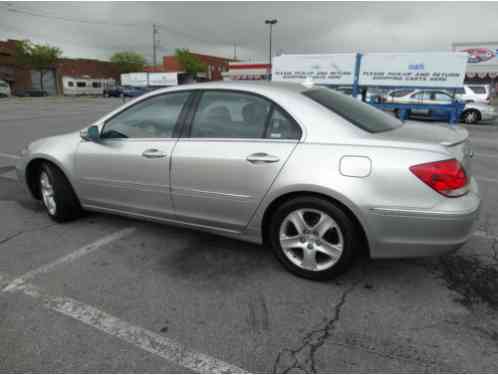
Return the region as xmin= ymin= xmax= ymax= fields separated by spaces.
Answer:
xmin=1 ymin=4 xmax=235 ymax=46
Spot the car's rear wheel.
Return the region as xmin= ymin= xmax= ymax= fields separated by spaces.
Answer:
xmin=269 ymin=196 xmax=357 ymax=280
xmin=462 ymin=109 xmax=480 ymax=124
xmin=39 ymin=163 xmax=82 ymax=222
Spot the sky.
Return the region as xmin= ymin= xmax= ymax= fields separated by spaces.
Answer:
xmin=1 ymin=1 xmax=497 ymax=63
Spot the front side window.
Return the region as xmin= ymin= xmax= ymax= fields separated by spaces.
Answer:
xmin=190 ymin=91 xmax=271 ymax=139
xmin=303 ymin=87 xmax=401 ymax=133
xmin=101 ymin=92 xmax=190 ymax=139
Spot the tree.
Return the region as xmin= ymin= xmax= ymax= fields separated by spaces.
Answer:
xmin=175 ymin=49 xmax=207 ymax=77
xmin=15 ymin=40 xmax=62 ymax=92
xmin=110 ymin=52 xmax=146 ymax=74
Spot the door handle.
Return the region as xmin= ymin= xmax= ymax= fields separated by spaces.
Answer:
xmin=142 ymin=149 xmax=167 ymax=159
xmin=246 ymin=152 xmax=280 ymax=164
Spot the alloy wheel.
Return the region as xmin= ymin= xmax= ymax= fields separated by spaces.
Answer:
xmin=279 ymin=208 xmax=344 ymax=271
xmin=40 ymin=171 xmax=57 ymax=215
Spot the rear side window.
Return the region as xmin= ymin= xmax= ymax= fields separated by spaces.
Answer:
xmin=303 ymin=88 xmax=402 ymax=133
xmin=76 ymin=81 xmax=86 ymax=87
xmin=189 ymin=90 xmax=301 ymax=140
xmin=469 ymin=85 xmax=486 ymax=94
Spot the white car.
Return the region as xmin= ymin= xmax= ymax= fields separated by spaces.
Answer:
xmin=0 ymin=79 xmax=11 ymax=97
xmin=456 ymin=84 xmax=492 ymax=104
xmin=386 ymin=89 xmax=497 ymax=124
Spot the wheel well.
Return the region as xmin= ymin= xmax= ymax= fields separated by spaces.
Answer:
xmin=25 ymin=159 xmax=65 ymax=200
xmin=261 ymin=191 xmax=370 ymax=257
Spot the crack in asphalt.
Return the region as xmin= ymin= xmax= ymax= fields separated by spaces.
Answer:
xmin=0 ymin=223 xmax=57 ymax=246
xmin=272 ymin=280 xmax=361 ymax=373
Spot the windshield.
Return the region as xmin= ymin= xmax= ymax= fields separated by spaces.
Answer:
xmin=303 ymin=87 xmax=402 ymax=133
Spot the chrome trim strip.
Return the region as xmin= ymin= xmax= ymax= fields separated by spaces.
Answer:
xmin=370 ymin=204 xmax=480 ymax=217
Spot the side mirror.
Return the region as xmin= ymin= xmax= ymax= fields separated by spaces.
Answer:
xmin=80 ymin=125 xmax=100 ymax=142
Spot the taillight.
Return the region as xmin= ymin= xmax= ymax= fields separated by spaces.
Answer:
xmin=409 ymin=159 xmax=468 ymax=197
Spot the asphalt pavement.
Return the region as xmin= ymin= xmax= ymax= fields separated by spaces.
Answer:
xmin=0 ymin=96 xmax=497 ymax=373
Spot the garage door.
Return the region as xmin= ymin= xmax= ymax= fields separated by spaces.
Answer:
xmin=31 ymin=69 xmax=56 ymax=95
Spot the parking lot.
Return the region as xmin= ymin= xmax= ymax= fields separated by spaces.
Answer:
xmin=1 ymin=96 xmax=498 ymax=373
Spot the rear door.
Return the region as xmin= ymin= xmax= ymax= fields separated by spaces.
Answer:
xmin=170 ymin=90 xmax=301 ymax=231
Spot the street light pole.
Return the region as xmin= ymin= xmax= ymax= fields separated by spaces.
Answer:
xmin=265 ymin=19 xmax=277 ymax=81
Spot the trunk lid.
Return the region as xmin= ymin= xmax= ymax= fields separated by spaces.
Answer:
xmin=374 ymin=122 xmax=472 ymax=173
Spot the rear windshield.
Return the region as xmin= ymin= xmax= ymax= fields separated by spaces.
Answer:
xmin=303 ymin=87 xmax=402 ymax=133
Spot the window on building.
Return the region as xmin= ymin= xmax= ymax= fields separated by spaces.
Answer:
xmin=76 ymin=81 xmax=86 ymax=87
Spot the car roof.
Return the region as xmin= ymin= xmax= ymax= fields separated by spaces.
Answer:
xmin=148 ymin=80 xmax=309 ymax=96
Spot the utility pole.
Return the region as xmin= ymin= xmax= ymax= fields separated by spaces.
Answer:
xmin=233 ymin=43 xmax=238 ymax=60
xmin=152 ymin=24 xmax=159 ymax=68
xmin=264 ymin=19 xmax=277 ymax=81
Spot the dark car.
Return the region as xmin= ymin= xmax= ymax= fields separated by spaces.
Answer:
xmin=103 ymin=85 xmax=147 ymax=98
xmin=16 ymin=89 xmax=49 ymax=97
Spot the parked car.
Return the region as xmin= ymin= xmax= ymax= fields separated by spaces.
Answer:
xmin=16 ymin=82 xmax=479 ymax=280
xmin=16 ymin=89 xmax=49 ymax=97
xmin=103 ymin=85 xmax=147 ymax=98
xmin=388 ymin=89 xmax=497 ymax=124
xmin=103 ymin=85 xmax=124 ymax=97
xmin=455 ymin=84 xmax=492 ymax=104
xmin=0 ymin=79 xmax=11 ymax=97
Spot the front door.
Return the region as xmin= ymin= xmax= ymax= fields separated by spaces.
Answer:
xmin=171 ymin=90 xmax=301 ymax=231
xmin=75 ymin=91 xmax=192 ymax=218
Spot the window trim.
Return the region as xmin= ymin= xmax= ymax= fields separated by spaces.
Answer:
xmin=100 ymin=91 xmax=195 ymax=140
xmin=181 ymin=89 xmax=302 ymax=141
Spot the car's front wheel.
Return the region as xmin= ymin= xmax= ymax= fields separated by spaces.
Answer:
xmin=38 ymin=163 xmax=82 ymax=222
xmin=269 ymin=196 xmax=358 ymax=280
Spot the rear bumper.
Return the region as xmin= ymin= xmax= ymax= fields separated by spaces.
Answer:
xmin=367 ymin=178 xmax=480 ymax=258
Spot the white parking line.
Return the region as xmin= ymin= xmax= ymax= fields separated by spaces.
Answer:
xmin=3 ymin=227 xmax=136 ymax=292
xmin=0 ymin=272 xmax=246 ymax=373
xmin=0 ymin=152 xmax=19 ymax=159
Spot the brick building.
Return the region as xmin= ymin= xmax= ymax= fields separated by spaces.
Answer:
xmin=0 ymin=38 xmax=120 ymax=95
xmin=146 ymin=52 xmax=232 ymax=81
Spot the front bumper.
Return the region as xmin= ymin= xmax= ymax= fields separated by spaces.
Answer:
xmin=366 ymin=178 xmax=480 ymax=258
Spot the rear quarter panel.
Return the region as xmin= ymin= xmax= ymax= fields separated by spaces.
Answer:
xmin=248 ymin=141 xmax=453 ymax=254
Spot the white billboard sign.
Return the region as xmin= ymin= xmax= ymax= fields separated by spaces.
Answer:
xmin=148 ymin=72 xmax=178 ymax=86
xmin=121 ymin=73 xmax=148 ymax=87
xmin=359 ymin=52 xmax=467 ymax=88
xmin=272 ymin=54 xmax=356 ymax=85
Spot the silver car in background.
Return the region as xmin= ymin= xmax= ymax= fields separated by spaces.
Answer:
xmin=16 ymin=82 xmax=480 ymax=280
xmin=385 ymin=89 xmax=497 ymax=124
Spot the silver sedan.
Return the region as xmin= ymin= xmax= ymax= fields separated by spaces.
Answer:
xmin=16 ymin=81 xmax=480 ymax=280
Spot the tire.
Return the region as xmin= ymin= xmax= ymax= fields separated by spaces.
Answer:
xmin=268 ymin=196 xmax=358 ymax=280
xmin=38 ymin=163 xmax=82 ymax=222
xmin=462 ymin=109 xmax=480 ymax=124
